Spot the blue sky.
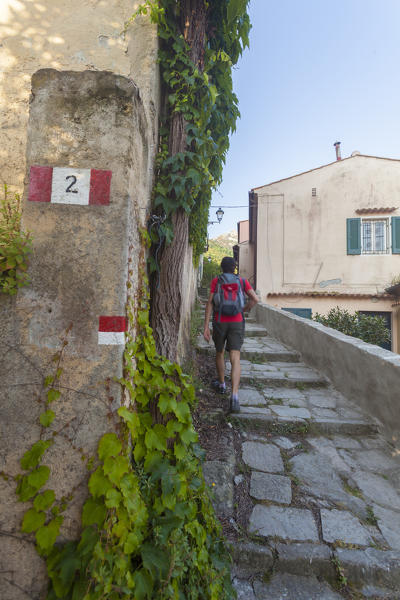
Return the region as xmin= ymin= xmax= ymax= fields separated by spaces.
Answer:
xmin=208 ymin=0 xmax=400 ymax=238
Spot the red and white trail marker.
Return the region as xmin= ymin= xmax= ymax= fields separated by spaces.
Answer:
xmin=28 ymin=166 xmax=112 ymax=205
xmin=98 ymin=316 xmax=126 ymax=345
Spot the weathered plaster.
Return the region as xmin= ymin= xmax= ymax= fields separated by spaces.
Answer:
xmin=0 ymin=68 xmax=152 ymax=600
xmin=255 ymin=156 xmax=400 ymax=351
xmin=0 ymin=0 xmax=159 ymax=190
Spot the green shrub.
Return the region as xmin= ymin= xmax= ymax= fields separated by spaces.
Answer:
xmin=313 ymin=306 xmax=391 ymax=348
xmin=0 ymin=185 xmax=32 ymax=295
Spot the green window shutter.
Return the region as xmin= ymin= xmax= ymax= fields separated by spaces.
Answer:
xmin=392 ymin=217 xmax=400 ymax=254
xmin=346 ymin=218 xmax=361 ymax=255
xmin=282 ymin=308 xmax=312 ymax=319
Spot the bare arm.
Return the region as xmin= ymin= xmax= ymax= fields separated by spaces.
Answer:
xmin=203 ymin=292 xmax=214 ymax=342
xmin=244 ymin=287 xmax=259 ymax=313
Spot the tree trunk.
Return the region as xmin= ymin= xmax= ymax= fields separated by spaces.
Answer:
xmin=151 ymin=0 xmax=207 ymax=362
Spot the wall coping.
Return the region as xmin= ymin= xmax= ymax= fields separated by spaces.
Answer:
xmin=255 ymin=302 xmax=400 ymax=444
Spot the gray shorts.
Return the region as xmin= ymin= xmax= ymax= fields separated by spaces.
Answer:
xmin=212 ymin=320 xmax=245 ymax=352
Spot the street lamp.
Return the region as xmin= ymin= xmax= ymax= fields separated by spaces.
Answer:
xmin=208 ymin=207 xmax=224 ymax=225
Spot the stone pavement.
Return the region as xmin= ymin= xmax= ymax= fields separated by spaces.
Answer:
xmin=197 ymin=316 xmax=400 ymax=599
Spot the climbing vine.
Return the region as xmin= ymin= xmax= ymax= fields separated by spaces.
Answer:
xmin=130 ymin=0 xmax=250 ymax=261
xmin=14 ymin=281 xmax=233 ymax=599
xmin=0 ymin=184 xmax=32 ymax=294
xmin=12 ymin=2 xmax=252 ymax=596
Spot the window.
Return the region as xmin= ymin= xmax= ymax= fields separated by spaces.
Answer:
xmin=347 ymin=216 xmax=400 ymax=255
xmin=282 ymin=308 xmax=312 ymax=319
xmin=361 ymin=219 xmax=388 ymax=254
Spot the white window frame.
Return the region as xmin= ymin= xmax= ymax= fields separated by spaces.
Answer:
xmin=361 ymin=218 xmax=389 ymax=255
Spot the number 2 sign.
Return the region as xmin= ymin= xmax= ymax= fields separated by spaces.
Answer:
xmin=28 ymin=166 xmax=112 ymax=205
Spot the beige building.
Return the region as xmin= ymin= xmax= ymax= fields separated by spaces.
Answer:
xmin=234 ymin=219 xmax=254 ymax=284
xmin=243 ymin=150 xmax=400 ymax=352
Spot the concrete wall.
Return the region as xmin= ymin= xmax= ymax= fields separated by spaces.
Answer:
xmin=254 ymin=155 xmax=400 ymax=351
xmin=255 ymin=302 xmax=400 ymax=447
xmin=266 ymin=295 xmax=399 ymax=353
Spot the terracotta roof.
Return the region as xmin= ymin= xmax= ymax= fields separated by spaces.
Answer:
xmin=267 ymin=291 xmax=394 ymax=300
xmin=252 ymin=154 xmax=400 ymax=191
xmin=356 ymin=207 xmax=397 ymax=214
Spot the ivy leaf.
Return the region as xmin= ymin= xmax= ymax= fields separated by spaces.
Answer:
xmin=174 ymin=443 xmax=186 ymax=460
xmin=103 ymin=455 xmax=130 ymax=485
xmin=88 ymin=467 xmax=113 ymax=498
xmin=34 ymin=490 xmax=56 ymax=511
xmin=16 ymin=476 xmax=37 ymax=502
xmin=21 ymin=508 xmax=46 ymax=533
xmin=105 ymin=488 xmax=122 ymax=509
xmin=155 ymin=514 xmax=182 ymax=545
xmin=189 ymin=477 xmax=203 ymax=491
xmin=158 ymin=393 xmax=177 ymax=415
xmin=141 ymin=542 xmax=170 ymax=579
xmin=133 ymin=569 xmax=153 ymax=600
xmin=77 ymin=525 xmax=98 ymax=557
xmin=145 ymin=428 xmax=166 ymax=451
xmin=180 ymin=426 xmax=198 ymax=445
xmin=27 ymin=465 xmax=50 ymax=491
xmin=20 ymin=440 xmax=53 ymax=470
xmin=173 ymin=401 xmax=190 ymax=423
xmin=97 ymin=433 xmax=122 ymax=460
xmin=47 ymin=389 xmax=61 ymax=403
xmin=81 ymin=498 xmax=106 ymax=527
xmin=36 ymin=516 xmax=63 ymax=554
xmin=117 ymin=406 xmax=140 ymax=433
xmin=123 ymin=531 xmax=142 ymax=555
xmin=44 ymin=375 xmax=54 ymax=387
xmin=40 ymin=410 xmax=55 ymax=427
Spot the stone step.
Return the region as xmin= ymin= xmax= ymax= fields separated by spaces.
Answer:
xmin=229 ymin=360 xmax=327 ymax=388
xmin=231 ymin=386 xmax=379 ymax=435
xmin=232 ymin=541 xmax=400 ymax=597
xmin=230 ymin=411 xmax=378 ymax=436
xmin=196 ymin=334 xmax=300 ymax=363
xmin=244 ymin=322 xmax=269 ymax=337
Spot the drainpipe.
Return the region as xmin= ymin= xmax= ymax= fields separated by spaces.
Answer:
xmin=334 ymin=141 xmax=341 ymax=161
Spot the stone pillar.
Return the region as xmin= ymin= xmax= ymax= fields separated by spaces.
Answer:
xmin=0 ymin=69 xmax=152 ymax=599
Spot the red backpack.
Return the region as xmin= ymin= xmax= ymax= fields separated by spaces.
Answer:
xmin=213 ymin=273 xmax=245 ymax=321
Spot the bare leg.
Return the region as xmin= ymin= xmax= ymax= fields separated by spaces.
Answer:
xmin=229 ymin=350 xmax=241 ymax=396
xmin=215 ymin=350 xmax=225 ymax=384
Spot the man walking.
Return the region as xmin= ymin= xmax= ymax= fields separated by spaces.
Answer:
xmin=203 ymin=256 xmax=258 ymax=412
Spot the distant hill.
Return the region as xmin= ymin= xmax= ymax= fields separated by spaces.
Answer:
xmin=202 ymin=230 xmax=237 ymax=285
xmin=210 ymin=230 xmax=237 ymax=249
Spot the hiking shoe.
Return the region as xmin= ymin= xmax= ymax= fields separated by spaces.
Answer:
xmin=212 ymin=380 xmax=226 ymax=394
xmin=230 ymin=394 xmax=240 ymax=413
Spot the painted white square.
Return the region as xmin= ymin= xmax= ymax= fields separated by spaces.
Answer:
xmin=98 ymin=331 xmax=126 ymax=345
xmin=51 ymin=168 xmax=91 ymax=205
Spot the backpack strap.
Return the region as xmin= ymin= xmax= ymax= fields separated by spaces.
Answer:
xmin=216 ymin=274 xmax=225 ymax=323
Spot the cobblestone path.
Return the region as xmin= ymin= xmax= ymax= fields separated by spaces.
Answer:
xmin=196 ymin=317 xmax=400 ymax=599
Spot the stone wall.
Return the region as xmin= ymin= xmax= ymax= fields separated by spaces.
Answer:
xmin=0 ymin=0 xmax=159 ymax=191
xmin=0 ymin=68 xmax=155 ymax=600
xmin=0 ymin=5 xmax=199 ymax=597
xmin=255 ymin=302 xmax=400 ymax=446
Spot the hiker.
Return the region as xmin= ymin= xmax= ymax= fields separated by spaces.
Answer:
xmin=203 ymin=256 xmax=258 ymax=412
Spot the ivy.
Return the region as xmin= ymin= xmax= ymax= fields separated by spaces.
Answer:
xmin=0 ymin=184 xmax=32 ymax=295
xmin=130 ymin=0 xmax=251 ymax=262
xmin=12 ymin=3 xmax=252 ymax=595
xmin=15 ymin=282 xmax=233 ymax=599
